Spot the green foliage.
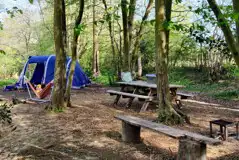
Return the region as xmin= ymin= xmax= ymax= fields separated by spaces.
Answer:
xmin=6 ymin=7 xmax=23 ymax=18
xmin=74 ymin=24 xmax=86 ymax=36
xmin=168 ymin=67 xmax=238 ymax=101
xmin=90 ymin=69 xmax=117 ymax=86
xmin=28 ymin=0 xmax=34 ymax=4
xmin=0 ymin=103 xmax=12 ymax=124
xmin=0 ymin=54 xmax=23 ymax=79
xmin=53 ymin=107 xmax=64 ymax=113
xmin=0 ymin=49 xmax=6 ymax=54
xmin=175 ymin=0 xmax=182 ymax=4
xmin=163 ymin=21 xmax=185 ymax=31
xmin=0 ymin=22 xmax=3 ymax=30
xmin=211 ymin=90 xmax=239 ymax=100
xmin=223 ymin=64 xmax=239 ymax=78
xmin=0 ymin=79 xmax=16 ymax=87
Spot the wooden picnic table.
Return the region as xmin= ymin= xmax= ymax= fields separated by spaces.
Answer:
xmin=117 ymin=81 xmax=184 ymax=97
xmin=107 ymin=81 xmax=185 ymax=112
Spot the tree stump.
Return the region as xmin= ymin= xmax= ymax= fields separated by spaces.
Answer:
xmin=122 ymin=121 xmax=141 ymax=143
xmin=177 ymin=138 xmax=207 ymax=160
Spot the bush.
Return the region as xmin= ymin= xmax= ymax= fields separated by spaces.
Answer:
xmin=211 ymin=90 xmax=239 ymax=100
xmin=0 ymin=103 xmax=12 ymax=124
xmin=223 ymin=64 xmax=239 ymax=79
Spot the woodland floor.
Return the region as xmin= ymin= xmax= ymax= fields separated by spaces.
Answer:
xmin=0 ymin=84 xmax=238 ymax=160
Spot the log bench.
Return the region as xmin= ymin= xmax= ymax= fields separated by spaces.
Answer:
xmin=115 ymin=115 xmax=221 ymax=160
xmin=107 ymin=90 xmax=153 ymax=109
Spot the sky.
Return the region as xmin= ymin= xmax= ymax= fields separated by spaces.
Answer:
xmin=0 ymin=0 xmax=39 ymax=21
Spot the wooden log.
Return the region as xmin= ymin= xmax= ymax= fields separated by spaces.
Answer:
xmin=177 ymin=138 xmax=207 ymax=160
xmin=122 ymin=121 xmax=141 ymax=143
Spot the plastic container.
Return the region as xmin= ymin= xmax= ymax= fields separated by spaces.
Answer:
xmin=146 ymin=74 xmax=156 ymax=83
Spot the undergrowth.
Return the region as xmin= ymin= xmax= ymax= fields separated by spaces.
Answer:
xmin=0 ymin=103 xmax=12 ymax=124
xmin=0 ymin=79 xmax=16 ymax=88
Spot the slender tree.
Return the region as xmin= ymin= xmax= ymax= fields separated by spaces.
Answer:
xmin=65 ymin=0 xmax=85 ymax=107
xmin=127 ymin=0 xmax=136 ymax=52
xmin=130 ymin=0 xmax=154 ymax=76
xmin=102 ymin=0 xmax=117 ymax=75
xmin=121 ymin=0 xmax=130 ymax=71
xmin=93 ymin=0 xmax=100 ymax=75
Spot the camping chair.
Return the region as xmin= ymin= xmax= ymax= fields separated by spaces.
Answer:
xmin=26 ymin=78 xmax=54 ymax=103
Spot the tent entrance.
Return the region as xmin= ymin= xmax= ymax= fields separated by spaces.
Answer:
xmin=28 ymin=63 xmax=45 ymax=85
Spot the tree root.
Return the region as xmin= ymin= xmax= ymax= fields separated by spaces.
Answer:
xmin=157 ymin=108 xmax=183 ymax=125
xmin=157 ymin=105 xmax=190 ymax=125
xmin=173 ymin=105 xmax=191 ymax=124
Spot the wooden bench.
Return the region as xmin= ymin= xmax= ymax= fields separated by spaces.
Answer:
xmin=176 ymin=92 xmax=195 ymax=108
xmin=107 ymin=90 xmax=153 ymax=109
xmin=177 ymin=92 xmax=195 ymax=99
xmin=115 ymin=115 xmax=221 ymax=160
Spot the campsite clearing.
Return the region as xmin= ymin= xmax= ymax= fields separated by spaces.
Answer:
xmin=0 ymin=84 xmax=238 ymax=160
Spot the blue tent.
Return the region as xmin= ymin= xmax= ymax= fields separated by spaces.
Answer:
xmin=5 ymin=55 xmax=90 ymax=90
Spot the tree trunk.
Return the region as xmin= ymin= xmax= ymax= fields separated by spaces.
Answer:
xmin=165 ymin=0 xmax=172 ymax=63
xmin=127 ymin=0 xmax=136 ymax=71
xmin=52 ymin=0 xmax=67 ymax=110
xmin=207 ymin=0 xmax=239 ymax=66
xmin=155 ymin=0 xmax=182 ymax=124
xmin=131 ymin=0 xmax=154 ymax=76
xmin=93 ymin=0 xmax=100 ymax=75
xmin=121 ymin=0 xmax=130 ymax=71
xmin=137 ymin=54 xmax=142 ymax=77
xmin=65 ymin=0 xmax=84 ymax=107
xmin=233 ymin=0 xmax=239 ymax=43
xmin=102 ymin=0 xmax=117 ymax=75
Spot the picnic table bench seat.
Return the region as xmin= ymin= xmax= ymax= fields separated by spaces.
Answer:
xmin=176 ymin=92 xmax=195 ymax=99
xmin=176 ymin=92 xmax=195 ymax=108
xmin=107 ymin=90 xmax=154 ymax=110
xmin=107 ymin=90 xmax=153 ymax=100
xmin=115 ymin=115 xmax=221 ymax=160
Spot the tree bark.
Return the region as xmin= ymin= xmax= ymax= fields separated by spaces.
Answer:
xmin=155 ymin=0 xmax=182 ymax=124
xmin=207 ymin=0 xmax=239 ymax=66
xmin=121 ymin=0 xmax=130 ymax=71
xmin=137 ymin=54 xmax=142 ymax=77
xmin=52 ymin=0 xmax=67 ymax=110
xmin=93 ymin=0 xmax=100 ymax=75
xmin=65 ymin=0 xmax=84 ymax=107
xmin=165 ymin=0 xmax=172 ymax=63
xmin=102 ymin=0 xmax=117 ymax=75
xmin=130 ymin=0 xmax=154 ymax=76
xmin=127 ymin=0 xmax=136 ymax=71
xmin=233 ymin=0 xmax=239 ymax=43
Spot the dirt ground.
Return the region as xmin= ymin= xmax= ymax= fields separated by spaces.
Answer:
xmin=0 ymin=85 xmax=238 ymax=160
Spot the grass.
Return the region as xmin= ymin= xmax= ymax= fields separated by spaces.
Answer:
xmin=168 ymin=67 xmax=238 ymax=101
xmin=210 ymin=90 xmax=239 ymax=101
xmin=0 ymin=79 xmax=16 ymax=88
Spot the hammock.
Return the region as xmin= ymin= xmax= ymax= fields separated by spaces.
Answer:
xmin=26 ymin=80 xmax=53 ymax=102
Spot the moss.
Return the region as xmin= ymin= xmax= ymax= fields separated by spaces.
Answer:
xmin=157 ymin=108 xmax=183 ymax=125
